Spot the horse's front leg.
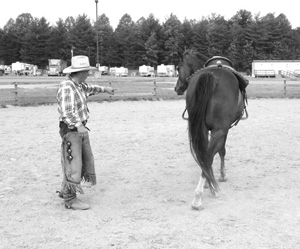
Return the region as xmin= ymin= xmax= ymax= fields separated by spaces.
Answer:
xmin=191 ymin=174 xmax=206 ymax=210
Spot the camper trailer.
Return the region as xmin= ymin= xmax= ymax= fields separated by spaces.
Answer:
xmin=139 ymin=65 xmax=155 ymax=77
xmin=110 ymin=67 xmax=128 ymax=77
xmin=157 ymin=64 xmax=175 ymax=77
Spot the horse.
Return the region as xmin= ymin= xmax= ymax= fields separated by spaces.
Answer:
xmin=174 ymin=49 xmax=248 ymax=210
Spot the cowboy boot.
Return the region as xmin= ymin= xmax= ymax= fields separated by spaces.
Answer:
xmin=64 ymin=197 xmax=90 ymax=210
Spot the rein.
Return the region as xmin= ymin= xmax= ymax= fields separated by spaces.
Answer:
xmin=230 ymin=107 xmax=248 ymax=128
xmin=182 ymin=106 xmax=248 ymax=127
xmin=181 ymin=67 xmax=203 ymax=121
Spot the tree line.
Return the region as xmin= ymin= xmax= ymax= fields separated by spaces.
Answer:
xmin=0 ymin=10 xmax=300 ymax=72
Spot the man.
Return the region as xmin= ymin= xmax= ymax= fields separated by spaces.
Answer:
xmin=57 ymin=55 xmax=115 ymax=210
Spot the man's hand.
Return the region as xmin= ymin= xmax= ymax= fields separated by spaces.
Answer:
xmin=77 ymin=125 xmax=88 ymax=133
xmin=104 ymin=87 xmax=116 ymax=95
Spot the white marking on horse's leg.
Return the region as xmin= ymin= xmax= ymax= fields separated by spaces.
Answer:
xmin=191 ymin=174 xmax=206 ymax=210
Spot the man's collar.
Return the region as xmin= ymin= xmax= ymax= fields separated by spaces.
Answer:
xmin=69 ymin=75 xmax=82 ymax=87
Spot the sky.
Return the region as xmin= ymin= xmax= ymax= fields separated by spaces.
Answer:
xmin=1 ymin=0 xmax=300 ymax=30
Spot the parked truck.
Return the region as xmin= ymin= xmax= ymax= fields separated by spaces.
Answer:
xmin=48 ymin=59 xmax=67 ymax=76
xmin=99 ymin=66 xmax=109 ymax=75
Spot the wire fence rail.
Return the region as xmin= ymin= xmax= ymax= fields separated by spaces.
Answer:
xmin=1 ymin=78 xmax=300 ymax=106
xmin=0 ymin=79 xmax=179 ymax=106
xmin=246 ymin=79 xmax=300 ymax=98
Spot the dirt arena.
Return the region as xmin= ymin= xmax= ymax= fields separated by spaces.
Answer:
xmin=1 ymin=98 xmax=299 ymax=249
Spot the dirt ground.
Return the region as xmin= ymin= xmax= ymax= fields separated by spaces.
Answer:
xmin=0 ymin=99 xmax=300 ymax=249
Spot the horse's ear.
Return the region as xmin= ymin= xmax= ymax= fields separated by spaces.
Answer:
xmin=176 ymin=50 xmax=183 ymax=61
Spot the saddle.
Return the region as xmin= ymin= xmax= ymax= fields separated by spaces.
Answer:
xmin=204 ymin=56 xmax=249 ymax=124
xmin=204 ymin=56 xmax=248 ymax=93
xmin=204 ymin=56 xmax=234 ymax=68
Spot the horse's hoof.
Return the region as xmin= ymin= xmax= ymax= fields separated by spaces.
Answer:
xmin=210 ymin=192 xmax=219 ymax=198
xmin=218 ymin=177 xmax=227 ymax=182
xmin=191 ymin=204 xmax=204 ymax=210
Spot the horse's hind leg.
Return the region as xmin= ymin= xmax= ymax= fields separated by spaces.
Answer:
xmin=208 ymin=130 xmax=228 ymax=185
xmin=218 ymin=134 xmax=228 ymax=182
xmin=191 ymin=130 xmax=228 ymax=210
xmin=191 ymin=174 xmax=206 ymax=210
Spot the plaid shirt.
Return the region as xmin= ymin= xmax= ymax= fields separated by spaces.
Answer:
xmin=57 ymin=76 xmax=104 ymax=128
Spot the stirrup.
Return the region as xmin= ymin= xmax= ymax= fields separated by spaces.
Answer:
xmin=241 ymin=108 xmax=248 ymax=120
xmin=182 ymin=107 xmax=188 ymax=120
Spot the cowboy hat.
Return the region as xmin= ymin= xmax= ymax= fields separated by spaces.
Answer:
xmin=63 ymin=55 xmax=97 ymax=74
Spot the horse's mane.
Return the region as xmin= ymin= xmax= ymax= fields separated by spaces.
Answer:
xmin=183 ymin=49 xmax=209 ymax=63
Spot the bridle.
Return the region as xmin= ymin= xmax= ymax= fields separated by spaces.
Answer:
xmin=186 ymin=68 xmax=203 ymax=83
xmin=178 ymin=63 xmax=201 ymax=121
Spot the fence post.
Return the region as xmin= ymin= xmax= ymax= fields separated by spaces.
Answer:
xmin=284 ymin=80 xmax=286 ymax=98
xmin=153 ymin=80 xmax=157 ymax=97
xmin=14 ymin=82 xmax=18 ymax=104
xmin=109 ymin=81 xmax=112 ymax=101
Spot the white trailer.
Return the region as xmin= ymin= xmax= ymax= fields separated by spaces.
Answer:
xmin=110 ymin=67 xmax=128 ymax=77
xmin=139 ymin=65 xmax=155 ymax=77
xmin=166 ymin=65 xmax=175 ymax=77
xmin=252 ymin=60 xmax=300 ymax=78
xmin=157 ymin=64 xmax=168 ymax=77
xmin=116 ymin=67 xmax=128 ymax=77
xmin=157 ymin=64 xmax=175 ymax=77
xmin=12 ymin=62 xmax=26 ymax=75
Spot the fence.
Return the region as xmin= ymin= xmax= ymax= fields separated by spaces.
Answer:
xmin=246 ymin=79 xmax=300 ymax=98
xmin=0 ymin=79 xmax=178 ymax=106
xmin=1 ymin=79 xmax=300 ymax=106
xmin=254 ymin=70 xmax=276 ymax=78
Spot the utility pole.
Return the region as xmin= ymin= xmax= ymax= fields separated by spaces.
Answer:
xmin=95 ymin=0 xmax=99 ymax=69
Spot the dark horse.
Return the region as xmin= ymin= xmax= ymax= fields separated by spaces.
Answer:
xmin=175 ymin=49 xmax=248 ymax=209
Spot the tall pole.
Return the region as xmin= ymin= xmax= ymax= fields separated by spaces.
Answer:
xmin=95 ymin=0 xmax=99 ymax=69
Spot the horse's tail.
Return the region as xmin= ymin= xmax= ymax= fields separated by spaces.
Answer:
xmin=188 ymin=72 xmax=219 ymax=192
